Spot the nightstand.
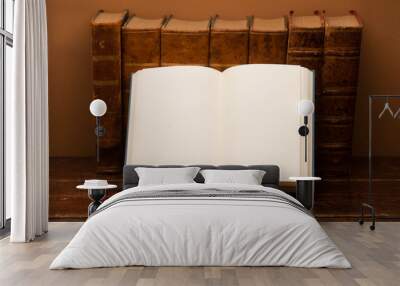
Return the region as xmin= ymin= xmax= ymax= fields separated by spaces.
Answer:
xmin=77 ymin=182 xmax=117 ymax=216
xmin=289 ymin=177 xmax=321 ymax=210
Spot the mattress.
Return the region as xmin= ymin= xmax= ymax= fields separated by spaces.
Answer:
xmin=50 ymin=183 xmax=350 ymax=269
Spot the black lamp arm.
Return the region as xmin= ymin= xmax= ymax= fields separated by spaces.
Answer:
xmin=95 ymin=117 xmax=106 ymax=162
xmin=298 ymin=115 xmax=309 ymax=163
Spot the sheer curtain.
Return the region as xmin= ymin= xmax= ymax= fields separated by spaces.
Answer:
xmin=7 ymin=0 xmax=49 ymax=242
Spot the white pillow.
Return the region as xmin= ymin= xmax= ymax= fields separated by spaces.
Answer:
xmin=200 ymin=169 xmax=266 ymax=185
xmin=135 ymin=167 xmax=201 ymax=186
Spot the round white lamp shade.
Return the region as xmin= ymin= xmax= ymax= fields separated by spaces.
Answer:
xmin=298 ymin=100 xmax=315 ymax=116
xmin=90 ymin=99 xmax=107 ymax=117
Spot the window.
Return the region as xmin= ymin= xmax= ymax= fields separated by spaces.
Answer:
xmin=0 ymin=0 xmax=14 ymax=231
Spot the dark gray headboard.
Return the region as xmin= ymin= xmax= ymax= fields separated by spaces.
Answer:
xmin=123 ymin=165 xmax=280 ymax=190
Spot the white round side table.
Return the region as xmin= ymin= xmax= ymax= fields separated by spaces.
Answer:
xmin=76 ymin=183 xmax=117 ymax=216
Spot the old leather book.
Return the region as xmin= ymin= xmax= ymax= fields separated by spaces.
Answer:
xmin=287 ymin=12 xmax=324 ymax=94
xmin=287 ymin=12 xmax=326 ymax=178
xmin=122 ymin=16 xmax=164 ymax=130
xmin=161 ymin=17 xmax=211 ymax=66
xmin=249 ymin=17 xmax=288 ymax=64
xmin=209 ymin=17 xmax=250 ymax=71
xmin=91 ymin=10 xmax=128 ymax=173
xmin=318 ymin=12 xmax=363 ymax=177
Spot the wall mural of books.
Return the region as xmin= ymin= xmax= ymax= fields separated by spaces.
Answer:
xmin=91 ymin=10 xmax=363 ymax=180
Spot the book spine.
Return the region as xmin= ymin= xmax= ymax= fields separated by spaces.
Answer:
xmin=286 ymin=20 xmax=324 ymax=95
xmin=91 ymin=12 xmax=127 ymax=173
xmin=122 ymin=26 xmax=162 ymax=131
xmin=161 ymin=31 xmax=210 ymax=66
xmin=209 ymin=19 xmax=250 ymax=71
xmin=249 ymin=31 xmax=288 ymax=64
xmin=319 ymin=22 xmax=362 ymax=177
xmin=287 ymin=14 xmax=325 ymax=177
xmin=210 ymin=31 xmax=250 ymax=71
xmin=161 ymin=18 xmax=210 ymax=67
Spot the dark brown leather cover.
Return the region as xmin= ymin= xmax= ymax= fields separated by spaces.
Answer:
xmin=91 ymin=10 xmax=128 ymax=173
xmin=287 ymin=13 xmax=324 ymax=93
xmin=318 ymin=12 xmax=363 ymax=177
xmin=249 ymin=17 xmax=288 ymax=64
xmin=209 ymin=18 xmax=250 ymax=71
xmin=122 ymin=16 xmax=163 ymax=131
xmin=161 ymin=18 xmax=210 ymax=66
xmin=287 ymin=13 xmax=325 ymax=177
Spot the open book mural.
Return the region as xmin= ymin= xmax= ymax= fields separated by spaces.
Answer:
xmin=126 ymin=64 xmax=314 ymax=180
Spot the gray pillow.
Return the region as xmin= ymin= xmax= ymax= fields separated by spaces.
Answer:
xmin=200 ymin=169 xmax=266 ymax=185
xmin=135 ymin=167 xmax=201 ymax=186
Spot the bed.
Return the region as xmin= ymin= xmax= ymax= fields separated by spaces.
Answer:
xmin=50 ymin=165 xmax=350 ymax=269
xmin=50 ymin=65 xmax=350 ymax=269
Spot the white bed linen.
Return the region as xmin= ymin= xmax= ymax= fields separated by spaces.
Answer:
xmin=50 ymin=183 xmax=350 ymax=269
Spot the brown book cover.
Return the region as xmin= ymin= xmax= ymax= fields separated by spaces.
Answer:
xmin=287 ymin=12 xmax=326 ymax=177
xmin=91 ymin=10 xmax=128 ymax=173
xmin=209 ymin=17 xmax=250 ymax=71
xmin=318 ymin=12 xmax=363 ymax=177
xmin=122 ymin=16 xmax=164 ymax=130
xmin=287 ymin=12 xmax=324 ymax=93
xmin=161 ymin=17 xmax=211 ymax=66
xmin=249 ymin=17 xmax=288 ymax=64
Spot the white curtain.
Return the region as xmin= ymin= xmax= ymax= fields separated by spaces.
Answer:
xmin=7 ymin=0 xmax=49 ymax=242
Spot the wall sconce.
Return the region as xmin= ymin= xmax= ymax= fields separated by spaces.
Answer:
xmin=298 ymin=100 xmax=315 ymax=162
xmin=90 ymin=99 xmax=107 ymax=162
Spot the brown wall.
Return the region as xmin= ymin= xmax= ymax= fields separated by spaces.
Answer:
xmin=47 ymin=0 xmax=400 ymax=157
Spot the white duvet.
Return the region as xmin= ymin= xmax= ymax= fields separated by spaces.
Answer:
xmin=50 ymin=183 xmax=350 ymax=269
